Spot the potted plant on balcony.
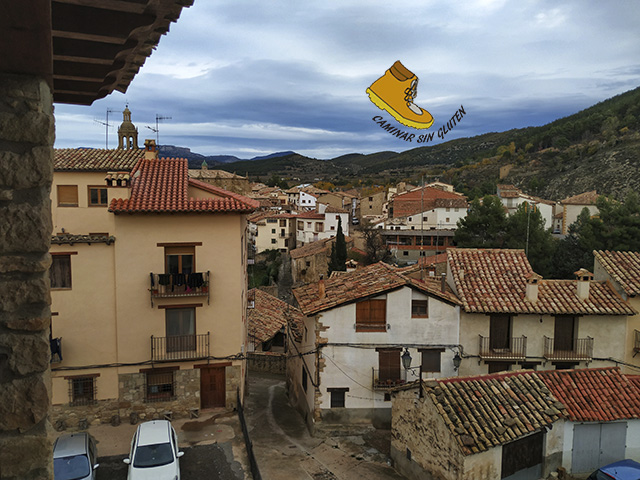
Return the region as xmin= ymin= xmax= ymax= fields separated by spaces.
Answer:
xmin=201 ymin=281 xmax=209 ymax=293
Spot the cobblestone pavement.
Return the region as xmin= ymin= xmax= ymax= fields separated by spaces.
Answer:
xmin=245 ymin=372 xmax=406 ymax=480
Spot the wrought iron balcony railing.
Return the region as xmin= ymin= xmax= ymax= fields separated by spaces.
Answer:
xmin=149 ymin=271 xmax=210 ymax=306
xmin=372 ymin=368 xmax=406 ymax=390
xmin=151 ymin=332 xmax=210 ymax=362
xmin=543 ymin=336 xmax=593 ymax=361
xmin=478 ymin=335 xmax=527 ymax=360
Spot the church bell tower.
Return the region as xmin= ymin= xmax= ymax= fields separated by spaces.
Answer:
xmin=117 ymin=106 xmax=139 ymax=150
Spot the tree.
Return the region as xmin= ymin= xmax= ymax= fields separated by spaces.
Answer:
xmin=358 ymin=219 xmax=391 ymax=265
xmin=328 ymin=217 xmax=348 ymax=274
xmin=454 ymin=196 xmax=508 ymax=248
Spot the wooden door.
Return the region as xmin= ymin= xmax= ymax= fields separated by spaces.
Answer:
xmin=490 ymin=314 xmax=511 ymax=350
xmin=554 ymin=316 xmax=575 ymax=352
xmin=377 ymin=349 xmax=400 ymax=383
xmin=200 ymin=365 xmax=226 ymax=408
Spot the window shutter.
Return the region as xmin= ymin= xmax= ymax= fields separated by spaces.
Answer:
xmin=57 ymin=185 xmax=78 ymax=206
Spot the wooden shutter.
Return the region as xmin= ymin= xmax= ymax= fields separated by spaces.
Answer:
xmin=57 ymin=185 xmax=78 ymax=206
xmin=377 ymin=349 xmax=400 ymax=382
xmin=490 ymin=314 xmax=511 ymax=350
xmin=356 ymin=299 xmax=386 ymax=332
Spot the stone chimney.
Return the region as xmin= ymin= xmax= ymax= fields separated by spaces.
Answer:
xmin=575 ymin=268 xmax=593 ymax=301
xmin=525 ymin=272 xmax=542 ymax=303
xmin=318 ymin=275 xmax=326 ymax=299
xmin=144 ymin=138 xmax=158 ymax=159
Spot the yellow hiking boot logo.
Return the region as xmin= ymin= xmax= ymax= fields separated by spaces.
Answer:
xmin=366 ymin=61 xmax=434 ymax=130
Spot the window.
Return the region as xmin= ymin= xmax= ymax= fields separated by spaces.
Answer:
xmin=271 ymin=228 xmax=276 ymax=234
xmin=420 ymin=349 xmax=444 ymax=372
xmin=68 ymin=375 xmax=97 ymax=406
xmin=412 ymin=299 xmax=428 ymax=317
xmin=403 ymin=251 xmax=409 ymax=256
xmin=297 ymin=221 xmax=303 ymax=230
xmin=446 ymin=217 xmax=450 ymax=223
xmin=335 ymin=215 xmax=340 ymax=220
xmin=57 ymin=185 xmax=78 ymax=206
xmin=271 ymin=239 xmax=277 ymax=244
xmin=356 ymin=299 xmax=386 ymax=332
xmin=88 ymin=186 xmax=108 ymax=206
xmin=165 ymin=246 xmax=194 ymax=274
xmin=305 ymin=261 xmax=311 ymax=267
xmin=369 ymin=196 xmax=373 ymax=201
xmin=267 ymin=218 xmax=277 ymax=223
xmin=330 ymin=226 xmax=335 ymax=231
xmin=165 ymin=308 xmax=195 ymax=352
xmin=144 ymin=369 xmax=175 ymax=402
xmin=280 ymin=219 xmax=287 ymax=227
xmin=328 ymin=388 xmax=348 ymax=408
xmin=446 ymin=207 xmax=450 ymax=212
xmin=50 ymin=254 xmax=72 ymax=289
xmin=315 ymin=223 xmax=324 ymax=232
xmin=455 ymin=208 xmax=459 ymax=212
xmin=307 ymin=222 xmax=311 ymax=228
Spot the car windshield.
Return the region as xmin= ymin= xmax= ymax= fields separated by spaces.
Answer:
xmin=587 ymin=470 xmax=615 ymax=480
xmin=133 ymin=442 xmax=174 ymax=468
xmin=53 ymin=455 xmax=91 ymax=480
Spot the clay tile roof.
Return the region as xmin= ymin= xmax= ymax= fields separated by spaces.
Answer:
xmin=322 ymin=205 xmax=349 ymax=214
xmin=51 ymin=234 xmax=115 ymax=245
xmin=594 ymin=250 xmax=640 ymax=297
xmin=448 ymin=248 xmax=635 ymax=315
xmin=108 ymin=158 xmax=259 ymax=214
xmin=293 ymin=262 xmax=460 ymax=316
xmin=55 ymin=148 xmax=144 ymax=171
xmin=561 ymin=190 xmax=599 ymax=205
xmin=423 ymin=370 xmax=563 ymax=455
xmin=537 ymin=367 xmax=640 ymax=422
xmin=392 ymin=187 xmax=468 ymax=218
xmin=248 ymin=289 xmax=304 ymax=343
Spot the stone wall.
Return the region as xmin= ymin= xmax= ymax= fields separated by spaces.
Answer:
xmin=247 ymin=352 xmax=286 ymax=374
xmin=0 ymin=74 xmax=55 ymax=480
xmin=50 ymin=369 xmax=200 ymax=430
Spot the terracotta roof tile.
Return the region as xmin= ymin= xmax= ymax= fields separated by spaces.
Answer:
xmin=51 ymin=234 xmax=115 ymax=245
xmin=422 ymin=370 xmax=563 ymax=455
xmin=248 ymin=289 xmax=304 ymax=343
xmin=594 ymin=250 xmax=640 ymax=297
xmin=55 ymin=148 xmax=144 ymax=171
xmin=561 ymin=190 xmax=599 ymax=205
xmin=537 ymin=367 xmax=640 ymax=422
xmin=290 ymin=236 xmax=353 ymax=259
xmin=293 ymin=262 xmax=460 ymax=316
xmin=448 ymin=249 xmax=635 ymax=315
xmin=392 ymin=187 xmax=468 ymax=218
xmin=108 ymin=158 xmax=259 ymax=214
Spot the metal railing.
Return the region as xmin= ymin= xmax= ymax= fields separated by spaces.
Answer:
xmin=237 ymin=388 xmax=262 ymax=480
xmin=151 ymin=332 xmax=210 ymax=361
xmin=372 ymin=368 xmax=406 ymax=389
xmin=635 ymin=330 xmax=640 ymax=356
xmin=149 ymin=271 xmax=210 ymax=306
xmin=478 ymin=335 xmax=527 ymax=360
xmin=543 ymin=336 xmax=593 ymax=361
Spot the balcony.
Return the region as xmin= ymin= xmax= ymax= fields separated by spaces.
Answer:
xmin=372 ymin=368 xmax=406 ymax=390
xmin=151 ymin=333 xmax=210 ymax=362
xmin=543 ymin=336 xmax=593 ymax=361
xmin=149 ymin=271 xmax=210 ymax=306
xmin=634 ymin=330 xmax=640 ymax=356
xmin=478 ymin=335 xmax=527 ymax=360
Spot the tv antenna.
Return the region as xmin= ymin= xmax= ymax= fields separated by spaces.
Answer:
xmin=93 ymin=108 xmax=116 ymax=149
xmin=145 ymin=114 xmax=172 ymax=146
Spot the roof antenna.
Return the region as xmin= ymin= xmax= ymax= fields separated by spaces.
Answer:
xmin=93 ymin=108 xmax=116 ymax=149
xmin=145 ymin=114 xmax=172 ymax=148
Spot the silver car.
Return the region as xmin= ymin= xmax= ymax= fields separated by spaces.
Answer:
xmin=53 ymin=432 xmax=99 ymax=480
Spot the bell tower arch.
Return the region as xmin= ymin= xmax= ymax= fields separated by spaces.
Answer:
xmin=117 ymin=105 xmax=139 ymax=150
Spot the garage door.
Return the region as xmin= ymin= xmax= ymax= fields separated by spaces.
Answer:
xmin=572 ymin=423 xmax=627 ymax=474
xmin=501 ymin=431 xmax=543 ymax=480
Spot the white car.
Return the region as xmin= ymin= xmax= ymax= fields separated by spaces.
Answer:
xmin=123 ymin=420 xmax=183 ymax=480
xmin=53 ymin=432 xmax=99 ymax=480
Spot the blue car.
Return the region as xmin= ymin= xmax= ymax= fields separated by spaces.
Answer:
xmin=588 ymin=460 xmax=640 ymax=480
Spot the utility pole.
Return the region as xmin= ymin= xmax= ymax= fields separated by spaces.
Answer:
xmin=145 ymin=114 xmax=172 ymax=146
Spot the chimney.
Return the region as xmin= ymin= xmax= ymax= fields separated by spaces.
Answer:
xmin=318 ymin=275 xmax=326 ymax=299
xmin=575 ymin=268 xmax=593 ymax=301
xmin=525 ymin=273 xmax=542 ymax=303
xmin=144 ymin=139 xmax=158 ymax=159
xmin=440 ymin=273 xmax=446 ymax=293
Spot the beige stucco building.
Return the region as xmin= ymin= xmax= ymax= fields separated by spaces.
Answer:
xmin=49 ymin=146 xmax=257 ymax=428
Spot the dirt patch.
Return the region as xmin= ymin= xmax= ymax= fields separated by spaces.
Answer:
xmin=181 ymin=411 xmax=235 ymax=432
xmin=363 ymin=429 xmax=392 ymax=456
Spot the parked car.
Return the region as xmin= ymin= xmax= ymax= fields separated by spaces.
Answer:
xmin=124 ymin=420 xmax=183 ymax=479
xmin=588 ymin=459 xmax=640 ymax=480
xmin=53 ymin=432 xmax=99 ymax=480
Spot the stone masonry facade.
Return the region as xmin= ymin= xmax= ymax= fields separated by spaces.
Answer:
xmin=50 ymin=369 xmax=201 ymax=430
xmin=0 ymin=74 xmax=55 ymax=480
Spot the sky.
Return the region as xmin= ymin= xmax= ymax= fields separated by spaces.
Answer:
xmin=53 ymin=1 xmax=640 ymax=160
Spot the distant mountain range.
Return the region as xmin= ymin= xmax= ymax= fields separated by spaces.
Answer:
xmin=161 ymin=85 xmax=640 ymax=202
xmin=158 ymin=145 xmax=296 ymax=169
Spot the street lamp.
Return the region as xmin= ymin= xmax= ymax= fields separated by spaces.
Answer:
xmin=401 ymin=348 xmax=412 ymax=370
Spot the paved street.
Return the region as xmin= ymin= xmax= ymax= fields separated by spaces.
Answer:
xmin=245 ymin=372 xmax=406 ymax=480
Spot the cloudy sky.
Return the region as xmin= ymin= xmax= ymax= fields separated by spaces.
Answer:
xmin=53 ymin=1 xmax=640 ymax=160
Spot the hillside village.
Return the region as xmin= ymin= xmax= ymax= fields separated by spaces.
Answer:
xmin=37 ymin=107 xmax=640 ymax=480
xmin=3 ymin=5 xmax=640 ymax=480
